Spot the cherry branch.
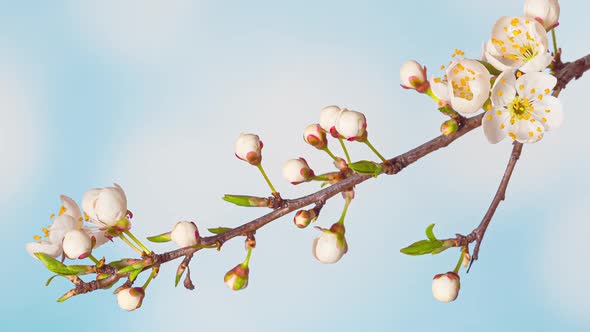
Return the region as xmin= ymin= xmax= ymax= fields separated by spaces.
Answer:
xmin=60 ymin=53 xmax=590 ymax=298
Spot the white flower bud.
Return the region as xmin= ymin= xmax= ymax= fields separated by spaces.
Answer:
xmin=170 ymin=221 xmax=200 ymax=248
xmin=83 ymin=183 xmax=128 ymax=228
xmin=303 ymin=124 xmax=327 ymax=149
xmin=524 ymin=0 xmax=560 ymax=30
xmin=282 ymin=158 xmax=314 ymax=184
xmin=319 ymin=105 xmax=342 ymax=137
xmin=335 ymin=109 xmax=367 ymax=141
xmin=224 ymin=264 xmax=249 ymax=291
xmin=234 ymin=133 xmax=263 ymax=165
xmin=62 ymin=229 xmax=93 ymax=259
xmin=432 ymin=272 xmax=461 ymax=303
xmin=117 ymin=287 xmax=145 ymax=311
xmin=312 ymin=224 xmax=347 ymax=264
xmin=400 ymin=60 xmax=429 ymax=92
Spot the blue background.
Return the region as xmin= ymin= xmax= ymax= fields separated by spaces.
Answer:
xmin=1 ymin=1 xmax=589 ymax=331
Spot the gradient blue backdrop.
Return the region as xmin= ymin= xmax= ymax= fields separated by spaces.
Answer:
xmin=1 ymin=1 xmax=589 ymax=331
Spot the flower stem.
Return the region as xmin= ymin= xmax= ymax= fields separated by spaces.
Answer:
xmin=551 ymin=28 xmax=558 ymax=56
xmin=142 ymin=268 xmax=157 ymax=290
xmin=242 ymin=247 xmax=253 ymax=267
xmin=453 ymin=251 xmax=465 ymax=274
xmin=425 ymin=87 xmax=440 ymax=103
xmin=337 ymin=196 xmax=352 ymax=225
xmin=338 ymin=138 xmax=352 ymax=164
xmin=119 ymin=233 xmax=144 ymax=256
xmin=88 ymin=254 xmax=100 ymax=265
xmin=256 ymin=164 xmax=278 ymax=193
xmin=364 ymin=139 xmax=386 ymax=162
xmin=321 ymin=146 xmax=339 ymax=162
xmin=124 ymin=230 xmax=151 ymax=254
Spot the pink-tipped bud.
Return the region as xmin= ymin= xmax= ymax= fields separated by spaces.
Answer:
xmin=293 ymin=209 xmax=317 ymax=228
xmin=335 ymin=109 xmax=367 ymax=141
xmin=432 ymin=272 xmax=461 ymax=303
xmin=224 ymin=264 xmax=249 ymax=291
xmin=524 ymin=0 xmax=560 ymax=30
xmin=235 ymin=133 xmax=263 ymax=165
xmin=170 ymin=221 xmax=200 ymax=248
xmin=303 ymin=124 xmax=328 ymax=149
xmin=282 ymin=158 xmax=315 ymax=184
xmin=117 ymin=287 xmax=145 ymax=311
xmin=400 ymin=60 xmax=429 ymax=92
xmin=62 ymin=229 xmax=93 ymax=260
xmin=319 ymin=105 xmax=342 ymax=138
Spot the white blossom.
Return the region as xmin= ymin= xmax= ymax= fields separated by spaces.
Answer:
xmin=303 ymin=124 xmax=327 ymax=149
xmin=483 ymin=70 xmax=562 ymax=143
xmin=282 ymin=158 xmax=314 ymax=184
xmin=312 ymin=225 xmax=347 ymax=264
xmin=400 ymin=60 xmax=429 ymax=92
xmin=234 ymin=133 xmax=263 ymax=165
xmin=83 ymin=183 xmax=128 ymax=229
xmin=319 ymin=105 xmax=342 ymax=137
xmin=524 ymin=0 xmax=560 ymax=30
xmin=170 ymin=221 xmax=200 ymax=248
xmin=117 ymin=287 xmax=145 ymax=311
xmin=335 ymin=109 xmax=367 ymax=141
xmin=432 ymin=272 xmax=461 ymax=303
xmin=62 ymin=229 xmax=93 ymax=260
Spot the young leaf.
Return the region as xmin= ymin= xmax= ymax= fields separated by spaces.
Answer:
xmin=117 ymin=261 xmax=145 ymax=274
xmin=425 ymin=224 xmax=438 ymax=241
xmin=208 ymin=227 xmax=233 ymax=235
xmin=400 ymin=239 xmax=443 ymax=256
xmin=35 ymin=253 xmax=75 ymax=275
xmin=147 ymin=232 xmax=172 ymax=243
xmin=222 ymin=194 xmax=268 ymax=207
xmin=349 ymin=160 xmax=383 ymax=176
xmin=129 ymin=269 xmax=142 ymax=282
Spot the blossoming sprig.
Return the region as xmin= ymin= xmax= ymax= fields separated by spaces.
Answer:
xmin=234 ymin=133 xmax=278 ymax=194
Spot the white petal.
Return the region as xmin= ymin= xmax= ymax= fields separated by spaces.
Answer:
xmin=312 ymin=232 xmax=345 ymax=264
xmin=532 ymin=96 xmax=563 ymax=130
xmin=49 ymin=215 xmax=79 ymax=244
xmin=485 ymin=52 xmax=518 ymax=72
xmin=483 ymin=109 xmax=510 ymax=144
xmin=60 ymin=195 xmax=82 ymax=225
xmin=507 ymin=117 xmax=545 ymax=143
xmin=429 ymin=79 xmax=449 ymax=102
xmin=491 ymin=71 xmax=517 ymax=107
xmin=519 ymin=53 xmax=553 ymax=73
xmin=516 ymin=72 xmax=557 ymax=99
xmin=26 ymin=241 xmax=62 ymax=259
xmin=95 ymin=186 xmax=128 ymax=226
xmin=82 ymin=189 xmax=101 ymax=222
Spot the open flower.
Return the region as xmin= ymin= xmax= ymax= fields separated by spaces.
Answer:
xmin=117 ymin=287 xmax=145 ymax=311
xmin=335 ymin=109 xmax=367 ymax=141
xmin=430 ymin=58 xmax=491 ymax=114
xmin=312 ymin=223 xmax=347 ymax=264
xmin=282 ymin=158 xmax=314 ymax=184
xmin=524 ymin=0 xmax=560 ymax=30
xmin=62 ymin=229 xmax=93 ymax=260
xmin=319 ymin=105 xmax=342 ymax=138
xmin=234 ymin=133 xmax=263 ymax=165
xmin=485 ymin=16 xmax=553 ymax=73
xmin=432 ymin=272 xmax=460 ymax=303
xmin=83 ymin=184 xmax=129 ymax=231
xmin=483 ymin=70 xmax=562 ymax=143
xmin=400 ymin=60 xmax=429 ymax=92
xmin=170 ymin=221 xmax=200 ymax=248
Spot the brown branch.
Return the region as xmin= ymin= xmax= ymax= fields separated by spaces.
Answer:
xmin=59 ymin=52 xmax=590 ymax=297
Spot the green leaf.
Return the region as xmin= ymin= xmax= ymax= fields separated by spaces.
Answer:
xmin=117 ymin=261 xmax=145 ymax=274
xmin=45 ymin=275 xmax=64 ymax=286
xmin=146 ymin=232 xmax=172 ymax=243
xmin=400 ymin=239 xmax=443 ymax=256
xmin=349 ymin=160 xmax=383 ymax=177
xmin=208 ymin=227 xmax=233 ymax=235
xmin=108 ymin=259 xmax=141 ymax=270
xmin=129 ymin=269 xmax=141 ymax=282
xmin=175 ymin=264 xmax=187 ymax=287
xmin=431 ymin=246 xmax=450 ymax=255
xmin=425 ymin=224 xmax=438 ymax=241
xmin=222 ymin=194 xmax=268 ymax=207
xmin=477 ymin=60 xmax=502 ymax=76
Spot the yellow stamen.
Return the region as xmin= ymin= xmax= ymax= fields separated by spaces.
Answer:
xmin=58 ymin=205 xmax=67 ymax=216
xmin=33 ymin=235 xmax=42 ymax=241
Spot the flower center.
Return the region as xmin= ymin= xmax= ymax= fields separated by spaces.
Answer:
xmin=508 ymin=96 xmax=533 ymax=122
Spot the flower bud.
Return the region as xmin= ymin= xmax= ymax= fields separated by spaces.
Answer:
xmin=117 ymin=287 xmax=145 ymax=311
xmin=335 ymin=109 xmax=367 ymax=141
xmin=400 ymin=60 xmax=429 ymax=92
xmin=282 ymin=158 xmax=314 ymax=184
xmin=224 ymin=264 xmax=249 ymax=291
xmin=524 ymin=0 xmax=560 ymax=30
xmin=62 ymin=229 xmax=93 ymax=259
xmin=170 ymin=221 xmax=200 ymax=248
xmin=303 ymin=124 xmax=327 ymax=149
xmin=319 ymin=105 xmax=342 ymax=138
xmin=234 ymin=133 xmax=263 ymax=165
xmin=432 ymin=272 xmax=461 ymax=303
xmin=312 ymin=223 xmax=347 ymax=264
xmin=82 ymin=183 xmax=128 ymax=228
xmin=440 ymin=118 xmax=459 ymax=136
xmin=333 ymin=157 xmax=348 ymax=171
xmin=293 ymin=209 xmax=317 ymax=228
